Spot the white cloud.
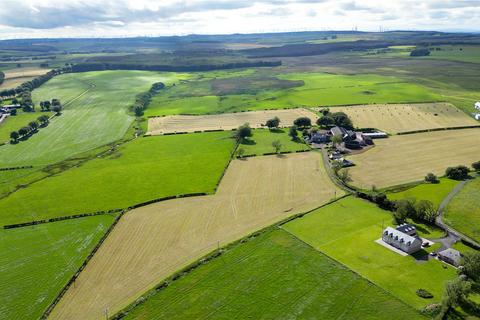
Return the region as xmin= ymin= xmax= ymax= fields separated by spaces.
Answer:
xmin=0 ymin=0 xmax=478 ymax=39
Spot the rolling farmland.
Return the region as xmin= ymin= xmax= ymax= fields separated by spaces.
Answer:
xmin=347 ymin=128 xmax=480 ymax=189
xmin=0 ymin=132 xmax=235 ymax=226
xmin=239 ymin=128 xmax=310 ymax=156
xmin=284 ymin=197 xmax=457 ymax=309
xmin=50 ymin=152 xmax=343 ymax=320
xmin=0 ymin=71 xmax=184 ymax=167
xmin=147 ymin=108 xmax=318 ymax=135
xmin=125 ymin=229 xmax=423 ymax=320
xmin=328 ymin=103 xmax=478 ymax=134
xmin=0 ymin=215 xmax=116 ymax=320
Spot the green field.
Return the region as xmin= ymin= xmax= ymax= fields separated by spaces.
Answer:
xmin=444 ymin=178 xmax=480 ymax=242
xmin=0 ymin=71 xmax=186 ymax=167
xmin=0 ymin=111 xmax=51 ymax=144
xmin=240 ymin=128 xmax=309 ymax=156
xmin=284 ymin=197 xmax=457 ymax=309
xmin=124 ymin=229 xmax=422 ymax=320
xmin=0 ymin=215 xmax=115 ymax=320
xmin=425 ymin=45 xmax=480 ymax=64
xmin=388 ymin=178 xmax=459 ymax=208
xmin=146 ymin=72 xmax=440 ymax=116
xmin=0 ymin=132 xmax=235 ymax=226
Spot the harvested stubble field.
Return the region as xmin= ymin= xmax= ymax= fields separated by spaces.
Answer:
xmin=0 ymin=67 xmax=51 ymax=89
xmin=147 ymin=108 xmax=318 ymax=135
xmin=327 ymin=103 xmax=478 ymax=134
xmin=50 ymin=152 xmax=343 ymax=320
xmin=346 ymin=128 xmax=480 ymax=189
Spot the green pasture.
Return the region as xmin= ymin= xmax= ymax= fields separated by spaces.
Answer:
xmin=284 ymin=197 xmax=457 ymax=309
xmin=0 ymin=111 xmax=50 ymax=143
xmin=146 ymin=71 xmax=440 ymax=116
xmin=240 ymin=128 xmax=309 ymax=156
xmin=0 ymin=132 xmax=235 ymax=226
xmin=0 ymin=70 xmax=187 ymax=167
xmin=124 ymin=229 xmax=422 ymax=320
xmin=0 ymin=215 xmax=115 ymax=320
xmin=444 ymin=178 xmax=480 ymax=242
xmin=425 ymin=45 xmax=480 ymax=64
xmin=388 ymin=178 xmax=459 ymax=209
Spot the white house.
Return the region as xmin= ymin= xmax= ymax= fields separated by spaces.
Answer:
xmin=382 ymin=226 xmax=422 ymax=254
xmin=475 ymin=102 xmax=480 ymax=110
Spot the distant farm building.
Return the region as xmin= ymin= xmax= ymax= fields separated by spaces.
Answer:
xmin=438 ymin=248 xmax=462 ymax=267
xmin=0 ymin=104 xmax=21 ymax=114
xmin=475 ymin=102 xmax=480 ymax=110
xmin=382 ymin=226 xmax=422 ymax=254
xmin=475 ymin=113 xmax=480 ymax=121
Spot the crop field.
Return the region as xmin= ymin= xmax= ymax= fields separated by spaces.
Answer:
xmin=346 ymin=129 xmax=480 ymax=189
xmin=146 ymin=72 xmax=440 ymax=116
xmin=147 ymin=108 xmax=318 ymax=135
xmin=50 ymin=152 xmax=344 ymax=320
xmin=0 ymin=111 xmax=50 ymax=143
xmin=0 ymin=67 xmax=51 ymax=89
xmin=0 ymin=70 xmax=185 ymax=167
xmin=444 ymin=178 xmax=480 ymax=242
xmin=125 ymin=229 xmax=422 ymax=320
xmin=0 ymin=215 xmax=116 ymax=320
xmin=0 ymin=132 xmax=235 ymax=226
xmin=284 ymin=197 xmax=457 ymax=309
xmin=240 ymin=128 xmax=310 ymax=156
xmin=327 ymin=103 xmax=477 ymax=134
xmin=388 ymin=178 xmax=459 ymax=208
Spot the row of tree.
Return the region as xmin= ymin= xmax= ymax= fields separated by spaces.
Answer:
xmin=0 ymin=68 xmax=62 ymax=98
xmin=317 ymin=108 xmax=354 ymax=129
xmin=39 ymin=99 xmax=62 ymax=112
xmin=9 ymin=115 xmax=50 ymax=143
xmin=131 ymin=82 xmax=165 ymax=116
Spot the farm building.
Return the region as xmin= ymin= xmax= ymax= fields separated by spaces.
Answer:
xmin=475 ymin=113 xmax=480 ymax=121
xmin=382 ymin=226 xmax=422 ymax=254
xmin=438 ymin=248 xmax=462 ymax=267
xmin=395 ymin=223 xmax=417 ymax=236
xmin=0 ymin=104 xmax=21 ymax=114
xmin=475 ymin=102 xmax=480 ymax=110
xmin=330 ymin=126 xmax=375 ymax=150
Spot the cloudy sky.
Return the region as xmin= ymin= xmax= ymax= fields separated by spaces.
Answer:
xmin=0 ymin=0 xmax=479 ymax=39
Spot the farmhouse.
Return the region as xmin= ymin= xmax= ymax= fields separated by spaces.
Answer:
xmin=382 ymin=226 xmax=422 ymax=254
xmin=475 ymin=102 xmax=480 ymax=110
xmin=330 ymin=126 xmax=375 ymax=150
xmin=438 ymin=248 xmax=462 ymax=267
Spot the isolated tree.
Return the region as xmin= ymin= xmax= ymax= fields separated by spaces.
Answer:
xmin=236 ymin=147 xmax=245 ymax=159
xmin=9 ymin=131 xmax=19 ymax=142
xmin=331 ymin=135 xmax=343 ymax=148
xmin=43 ymin=100 xmax=51 ymax=111
xmin=265 ymin=117 xmax=280 ymax=129
xmin=235 ymin=123 xmax=252 ymax=141
xmin=293 ymin=117 xmax=311 ymax=128
xmin=18 ymin=126 xmax=29 ymax=137
xmin=317 ymin=115 xmax=335 ymax=128
xmin=445 ymin=166 xmax=469 ymax=180
xmin=51 ymin=98 xmax=61 ymax=107
xmin=472 ymin=161 xmax=480 ymax=172
xmin=332 ymin=112 xmax=353 ymax=129
xmin=425 ymin=173 xmax=439 ymax=184
xmin=272 ymin=140 xmax=282 ymax=154
xmin=52 ymin=105 xmax=62 ymax=115
xmin=289 ymin=126 xmax=298 ymax=140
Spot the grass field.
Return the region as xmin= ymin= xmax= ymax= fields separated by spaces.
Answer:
xmin=0 ymin=215 xmax=115 ymax=320
xmin=50 ymin=152 xmax=344 ymax=320
xmin=327 ymin=103 xmax=477 ymax=134
xmin=284 ymin=197 xmax=457 ymax=309
xmin=124 ymin=229 xmax=423 ymax=320
xmin=0 ymin=111 xmax=51 ymax=143
xmin=146 ymin=72 xmax=440 ymax=116
xmin=240 ymin=128 xmax=310 ymax=156
xmin=147 ymin=108 xmax=318 ymax=135
xmin=346 ymin=129 xmax=480 ymax=189
xmin=444 ymin=177 xmax=480 ymax=242
xmin=388 ymin=178 xmax=459 ymax=208
xmin=0 ymin=132 xmax=235 ymax=226
xmin=425 ymin=45 xmax=480 ymax=64
xmin=0 ymin=71 xmax=185 ymax=167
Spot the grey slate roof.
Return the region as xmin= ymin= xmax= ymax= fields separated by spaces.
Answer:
xmin=438 ymin=248 xmax=462 ymax=263
xmin=383 ymin=227 xmax=417 ymax=245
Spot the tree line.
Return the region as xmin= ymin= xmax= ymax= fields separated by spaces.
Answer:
xmin=68 ymin=61 xmax=282 ymax=73
xmin=0 ymin=70 xmax=4 ymax=86
xmin=9 ymin=115 xmax=50 ymax=143
xmin=130 ymin=82 xmax=165 ymax=117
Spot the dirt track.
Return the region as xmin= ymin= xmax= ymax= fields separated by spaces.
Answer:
xmin=147 ymin=108 xmax=319 ymax=135
xmin=49 ymin=152 xmax=342 ymax=320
